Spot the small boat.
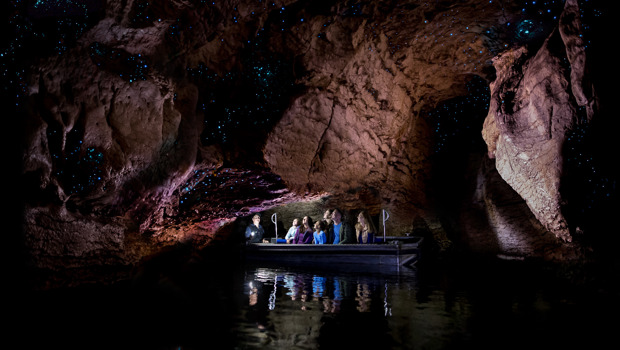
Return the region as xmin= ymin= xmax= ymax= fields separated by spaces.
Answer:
xmin=244 ymin=210 xmax=423 ymax=271
xmin=243 ymin=236 xmax=423 ymax=269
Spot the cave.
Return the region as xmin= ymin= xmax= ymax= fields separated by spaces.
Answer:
xmin=8 ymin=0 xmax=617 ymax=283
xmin=4 ymin=0 xmax=619 ymax=347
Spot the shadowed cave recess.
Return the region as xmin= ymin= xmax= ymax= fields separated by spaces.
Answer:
xmin=4 ymin=0 xmax=617 ymax=289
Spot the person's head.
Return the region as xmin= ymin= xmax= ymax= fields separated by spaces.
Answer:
xmin=315 ymin=220 xmax=325 ymax=232
xmin=356 ymin=210 xmax=377 ymax=232
xmin=252 ymin=214 xmax=261 ymax=225
xmin=302 ymin=215 xmax=314 ymax=229
xmin=331 ymin=208 xmax=343 ymax=224
xmin=357 ymin=211 xmax=367 ymax=225
xmin=323 ymin=209 xmax=332 ymax=221
xmin=292 ymin=218 xmax=299 ymax=226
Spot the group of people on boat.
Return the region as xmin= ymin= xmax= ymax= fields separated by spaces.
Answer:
xmin=245 ymin=208 xmax=378 ymax=245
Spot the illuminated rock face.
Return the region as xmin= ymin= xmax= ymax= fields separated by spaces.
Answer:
xmin=482 ymin=0 xmax=595 ymax=243
xmin=15 ymin=0 xmax=609 ymax=283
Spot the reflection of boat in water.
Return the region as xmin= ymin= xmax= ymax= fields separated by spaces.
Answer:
xmin=243 ymin=236 xmax=423 ymax=271
xmin=241 ymin=264 xmax=417 ymax=339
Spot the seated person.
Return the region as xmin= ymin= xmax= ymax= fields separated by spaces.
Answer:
xmin=245 ymin=214 xmax=265 ymax=243
xmin=285 ymin=218 xmax=300 ymax=244
xmin=313 ymin=220 xmax=327 ymax=244
xmin=355 ymin=210 xmax=376 ymax=244
xmin=293 ymin=216 xmax=314 ymax=244
xmin=322 ymin=209 xmax=334 ymax=243
xmin=329 ymin=208 xmax=355 ymax=244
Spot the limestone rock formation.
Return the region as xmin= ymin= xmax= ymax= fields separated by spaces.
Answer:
xmin=10 ymin=0 xmax=610 ymax=287
xmin=482 ymin=0 xmax=597 ymax=242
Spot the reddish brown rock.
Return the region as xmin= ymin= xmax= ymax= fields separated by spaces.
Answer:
xmin=15 ymin=0 xmax=608 ymax=287
xmin=482 ymin=0 xmax=597 ymax=243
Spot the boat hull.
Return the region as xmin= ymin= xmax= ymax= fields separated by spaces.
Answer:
xmin=243 ymin=237 xmax=423 ymax=268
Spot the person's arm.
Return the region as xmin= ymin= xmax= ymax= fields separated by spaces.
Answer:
xmin=339 ymin=223 xmax=356 ymax=244
xmin=285 ymin=227 xmax=295 ymax=240
xmin=303 ymin=230 xmax=313 ymax=244
xmin=257 ymin=226 xmax=265 ymax=241
xmin=292 ymin=227 xmax=300 ymax=244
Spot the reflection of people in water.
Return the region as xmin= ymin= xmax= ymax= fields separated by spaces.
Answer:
xmin=317 ymin=278 xmax=388 ymax=350
xmin=244 ymin=268 xmax=390 ymax=349
xmin=278 ymin=272 xmax=383 ymax=314
xmin=322 ymin=277 xmax=344 ymax=313
xmin=313 ymin=275 xmax=326 ymax=298
xmin=246 ymin=280 xmax=270 ymax=331
xmin=356 ymin=283 xmax=372 ymax=312
xmin=249 ymin=282 xmax=258 ymax=306
xmin=289 ymin=275 xmax=313 ymax=310
xmin=283 ymin=275 xmax=295 ymax=297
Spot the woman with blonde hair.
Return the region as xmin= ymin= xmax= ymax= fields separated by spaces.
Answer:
xmin=355 ymin=210 xmax=376 ymax=244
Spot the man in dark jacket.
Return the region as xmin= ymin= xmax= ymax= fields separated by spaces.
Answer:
xmin=245 ymin=214 xmax=265 ymax=243
xmin=328 ymin=208 xmax=355 ymax=244
xmin=323 ymin=209 xmax=334 ymax=244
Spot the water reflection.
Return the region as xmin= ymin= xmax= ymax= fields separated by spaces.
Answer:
xmin=239 ymin=266 xmax=417 ymax=348
xmin=247 ymin=267 xmax=407 ymax=315
xmin=19 ymin=255 xmax=618 ymax=350
xmin=234 ymin=261 xmax=618 ymax=350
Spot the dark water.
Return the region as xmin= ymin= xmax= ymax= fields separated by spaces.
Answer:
xmin=14 ymin=253 xmax=619 ymax=350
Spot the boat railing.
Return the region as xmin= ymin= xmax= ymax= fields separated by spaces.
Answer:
xmin=271 ymin=212 xmax=278 ymax=241
xmin=382 ymin=209 xmax=390 ymax=243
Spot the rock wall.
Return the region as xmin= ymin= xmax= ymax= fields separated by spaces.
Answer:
xmin=11 ymin=0 xmax=610 ymax=286
xmin=482 ymin=0 xmax=597 ymax=243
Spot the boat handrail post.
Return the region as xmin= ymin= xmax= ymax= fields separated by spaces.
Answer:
xmin=271 ymin=213 xmax=278 ymax=242
xmin=382 ymin=209 xmax=390 ymax=243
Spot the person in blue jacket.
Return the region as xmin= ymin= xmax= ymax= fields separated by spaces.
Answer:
xmin=313 ymin=220 xmax=327 ymax=244
xmin=329 ymin=208 xmax=355 ymax=244
xmin=245 ymin=214 xmax=265 ymax=243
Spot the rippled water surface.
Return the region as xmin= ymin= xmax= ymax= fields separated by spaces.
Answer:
xmin=17 ymin=255 xmax=618 ymax=350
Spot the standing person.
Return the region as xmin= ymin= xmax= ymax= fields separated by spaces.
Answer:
xmin=323 ymin=209 xmax=334 ymax=244
xmin=313 ymin=220 xmax=327 ymax=244
xmin=285 ymin=218 xmax=300 ymax=244
xmin=293 ymin=216 xmax=314 ymax=244
xmin=245 ymin=214 xmax=265 ymax=243
xmin=355 ymin=210 xmax=377 ymax=244
xmin=330 ymin=208 xmax=355 ymax=244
